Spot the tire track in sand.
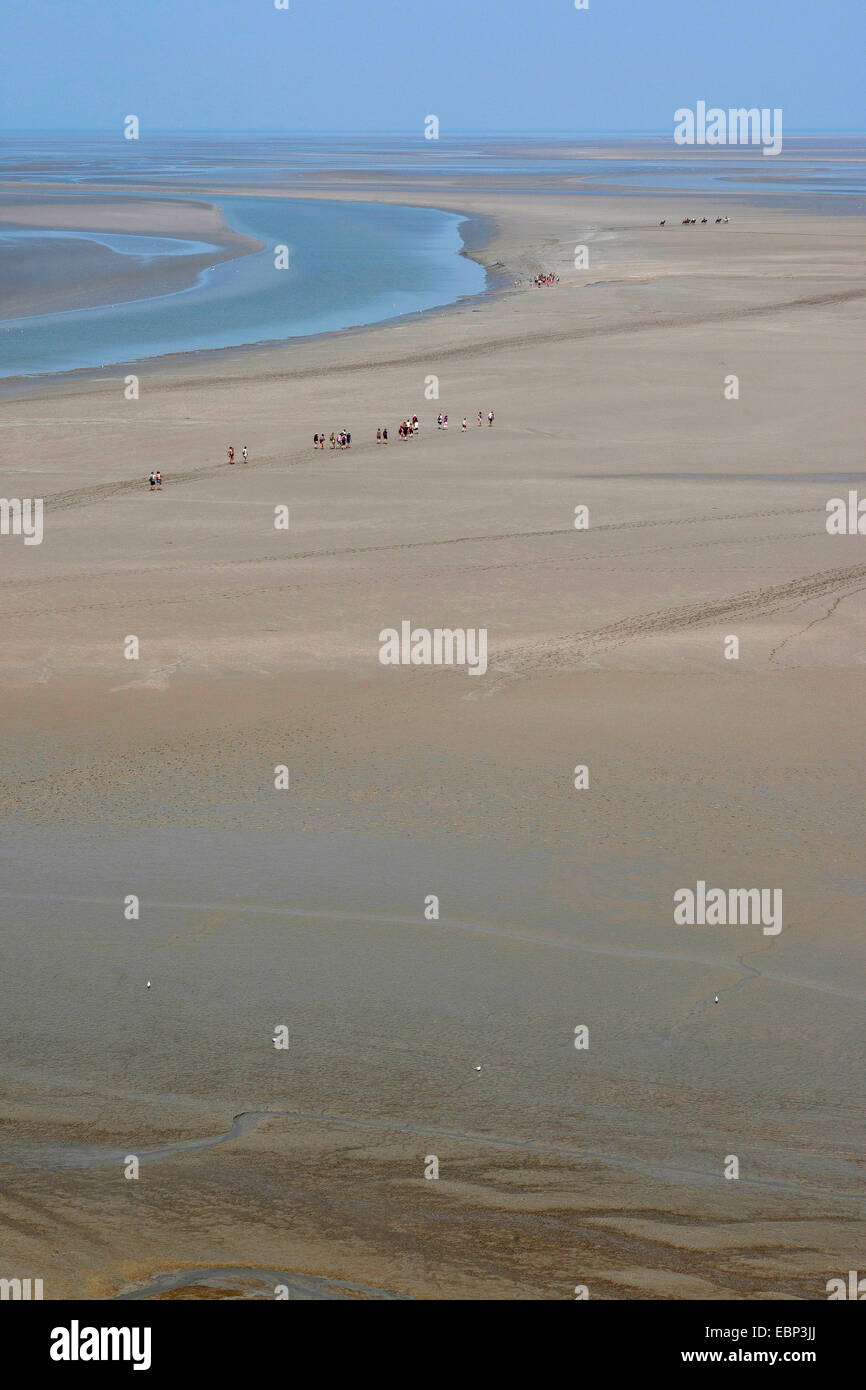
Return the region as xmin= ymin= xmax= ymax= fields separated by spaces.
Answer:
xmin=474 ymin=561 xmax=866 ymax=695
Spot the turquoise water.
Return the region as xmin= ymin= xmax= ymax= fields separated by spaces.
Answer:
xmin=0 ymin=195 xmax=486 ymax=379
xmin=2 ymin=132 xmax=863 ymax=379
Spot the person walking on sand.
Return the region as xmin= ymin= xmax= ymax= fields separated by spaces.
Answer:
xmin=242 ymin=445 xmax=248 ymax=463
xmin=437 ymin=413 xmax=443 ymax=430
xmin=228 ymin=445 xmax=235 ymax=464
xmin=462 ymin=417 xmax=467 ymax=432
xmin=443 ymin=414 xmax=448 ymax=429
xmin=477 ymin=411 xmax=483 ymax=427
xmin=377 ymin=427 xmax=382 ymax=443
xmin=488 ymin=411 xmax=494 ymax=427
xmin=319 ymin=431 xmax=325 ymax=449
xmin=148 ymin=471 xmax=156 ymax=491
xmin=330 ymin=431 xmax=336 ymax=449
xmin=314 ymin=434 xmax=320 ymax=449
xmin=155 ymin=470 xmax=163 ymax=490
xmin=413 ymin=417 xmax=419 ymax=435
xmin=382 ymin=427 xmax=388 ymax=443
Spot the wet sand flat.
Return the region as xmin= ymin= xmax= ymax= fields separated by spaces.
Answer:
xmin=0 ymin=196 xmax=261 ymax=319
xmin=0 ymin=177 xmax=864 ymax=1299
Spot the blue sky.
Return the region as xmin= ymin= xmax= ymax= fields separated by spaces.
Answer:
xmin=1 ymin=0 xmax=863 ymax=133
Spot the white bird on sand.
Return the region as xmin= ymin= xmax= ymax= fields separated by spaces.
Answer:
xmin=146 ymin=981 xmax=152 ymax=989
xmin=714 ymin=994 xmax=719 ymax=1004
xmin=474 ymin=1065 xmax=482 ymax=1072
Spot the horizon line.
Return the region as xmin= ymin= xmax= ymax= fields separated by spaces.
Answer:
xmin=4 ymin=128 xmax=866 ymax=138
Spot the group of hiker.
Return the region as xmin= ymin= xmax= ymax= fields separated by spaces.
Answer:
xmin=313 ymin=431 xmax=351 ymax=449
xmin=379 ymin=410 xmax=494 ymax=442
xmin=392 ymin=417 xmax=419 ymax=440
xmin=150 ymin=411 xmax=497 ymax=488
xmin=513 ymin=273 xmax=559 ymax=287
